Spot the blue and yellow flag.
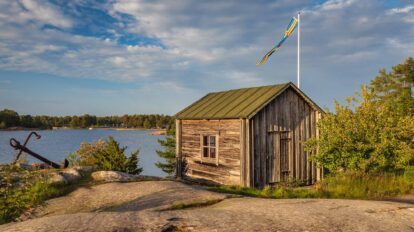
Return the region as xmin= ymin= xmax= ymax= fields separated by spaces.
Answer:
xmin=256 ymin=17 xmax=298 ymax=66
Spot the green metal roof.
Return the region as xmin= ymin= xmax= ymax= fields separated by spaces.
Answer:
xmin=175 ymin=82 xmax=291 ymax=119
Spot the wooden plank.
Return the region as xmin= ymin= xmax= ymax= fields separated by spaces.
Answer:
xmin=287 ymin=92 xmax=293 ymax=179
xmin=294 ymin=91 xmax=300 ymax=179
xmin=180 ymin=119 xmax=241 ymax=185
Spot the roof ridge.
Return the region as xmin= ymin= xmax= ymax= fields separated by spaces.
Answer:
xmin=208 ymin=82 xmax=290 ymax=94
xmin=175 ymin=82 xmax=301 ymax=119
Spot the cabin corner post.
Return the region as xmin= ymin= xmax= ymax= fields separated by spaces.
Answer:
xmin=245 ymin=119 xmax=251 ymax=187
xmin=175 ymin=119 xmax=183 ymax=179
xmin=240 ymin=118 xmax=251 ymax=187
xmin=315 ymin=111 xmax=323 ymax=181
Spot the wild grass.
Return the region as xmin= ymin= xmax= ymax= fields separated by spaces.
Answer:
xmin=0 ymin=165 xmax=91 ymax=224
xmin=163 ymin=199 xmax=223 ymax=211
xmin=209 ymin=170 xmax=414 ymax=200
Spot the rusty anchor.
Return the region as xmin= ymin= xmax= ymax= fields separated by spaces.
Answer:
xmin=10 ymin=132 xmax=68 ymax=169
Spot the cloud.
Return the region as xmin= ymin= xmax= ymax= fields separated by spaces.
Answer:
xmin=0 ymin=0 xmax=414 ymax=113
xmin=386 ymin=5 xmax=414 ymax=23
xmin=0 ymin=0 xmax=72 ymax=28
xmin=386 ymin=5 xmax=414 ymax=15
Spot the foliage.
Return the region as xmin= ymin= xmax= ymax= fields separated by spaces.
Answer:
xmin=0 ymin=165 xmax=85 ymax=224
xmin=306 ymin=57 xmax=414 ymax=174
xmin=124 ymin=150 xmax=142 ymax=175
xmin=75 ymin=139 xmax=106 ymax=166
xmin=156 ymin=123 xmax=176 ymax=175
xmin=209 ymin=171 xmax=414 ymax=200
xmin=0 ymin=109 xmax=20 ymax=128
xmin=68 ymin=136 xmax=143 ymax=175
xmin=0 ymin=109 xmax=173 ymax=130
xmin=66 ymin=152 xmax=82 ymax=167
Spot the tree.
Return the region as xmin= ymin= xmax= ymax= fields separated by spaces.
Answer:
xmin=143 ymin=119 xmax=151 ymax=129
xmin=125 ymin=150 xmax=143 ymax=175
xmin=307 ymin=58 xmax=414 ymax=174
xmin=0 ymin=109 xmax=20 ymax=127
xmin=70 ymin=116 xmax=80 ymax=128
xmin=155 ymin=122 xmax=176 ymax=175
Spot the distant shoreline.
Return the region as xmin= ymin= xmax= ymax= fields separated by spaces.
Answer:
xmin=0 ymin=127 xmax=167 ymax=134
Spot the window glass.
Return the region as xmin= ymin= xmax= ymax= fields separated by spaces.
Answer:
xmin=203 ymin=136 xmax=208 ymax=146
xmin=210 ymin=148 xmax=216 ymax=158
xmin=201 ymin=135 xmax=217 ymax=161
xmin=209 ymin=136 xmax=216 ymax=146
xmin=203 ymin=147 xmax=209 ymax=157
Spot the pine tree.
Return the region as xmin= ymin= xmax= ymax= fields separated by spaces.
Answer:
xmin=155 ymin=123 xmax=176 ymax=175
xmin=125 ymin=150 xmax=143 ymax=175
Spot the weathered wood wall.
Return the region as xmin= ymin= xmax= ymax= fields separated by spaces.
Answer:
xmin=250 ymin=87 xmax=321 ymax=188
xmin=179 ymin=119 xmax=241 ymax=185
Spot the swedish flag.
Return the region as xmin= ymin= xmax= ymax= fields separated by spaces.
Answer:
xmin=257 ymin=17 xmax=298 ymax=66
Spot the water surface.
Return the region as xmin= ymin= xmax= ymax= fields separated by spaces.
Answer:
xmin=0 ymin=129 xmax=167 ymax=177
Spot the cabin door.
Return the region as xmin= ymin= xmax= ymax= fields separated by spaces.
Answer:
xmin=271 ymin=131 xmax=291 ymax=183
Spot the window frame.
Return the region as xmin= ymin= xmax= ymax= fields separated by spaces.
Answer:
xmin=200 ymin=134 xmax=219 ymax=165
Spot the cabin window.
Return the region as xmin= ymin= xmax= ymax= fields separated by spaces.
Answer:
xmin=201 ymin=135 xmax=218 ymax=163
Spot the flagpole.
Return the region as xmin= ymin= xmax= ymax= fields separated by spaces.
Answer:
xmin=297 ymin=11 xmax=300 ymax=89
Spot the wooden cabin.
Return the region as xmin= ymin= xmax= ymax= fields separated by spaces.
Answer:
xmin=175 ymin=82 xmax=323 ymax=188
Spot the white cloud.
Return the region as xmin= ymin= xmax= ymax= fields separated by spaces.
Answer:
xmin=0 ymin=0 xmax=72 ymax=28
xmin=0 ymin=0 xmax=414 ymax=113
xmin=387 ymin=5 xmax=414 ymax=15
xmin=318 ymin=0 xmax=356 ymax=11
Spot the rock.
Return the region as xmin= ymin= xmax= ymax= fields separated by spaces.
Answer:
xmin=48 ymin=173 xmax=67 ymax=184
xmin=73 ymin=166 xmax=94 ymax=173
xmin=91 ymin=171 xmax=138 ymax=182
xmin=59 ymin=168 xmax=81 ymax=183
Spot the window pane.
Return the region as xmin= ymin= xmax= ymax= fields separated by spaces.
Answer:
xmin=209 ymin=136 xmax=216 ymax=146
xmin=203 ymin=136 xmax=208 ymax=146
xmin=210 ymin=148 xmax=216 ymax=158
xmin=203 ymin=147 xmax=209 ymax=157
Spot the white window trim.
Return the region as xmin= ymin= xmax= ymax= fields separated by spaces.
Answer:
xmin=200 ymin=134 xmax=219 ymax=165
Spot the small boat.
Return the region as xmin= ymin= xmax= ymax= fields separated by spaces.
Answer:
xmin=88 ymin=127 xmax=93 ymax=130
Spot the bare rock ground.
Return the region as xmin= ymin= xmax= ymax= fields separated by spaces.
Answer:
xmin=1 ymin=181 xmax=413 ymax=232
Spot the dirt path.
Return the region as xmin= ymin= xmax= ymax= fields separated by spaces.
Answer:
xmin=1 ymin=181 xmax=413 ymax=231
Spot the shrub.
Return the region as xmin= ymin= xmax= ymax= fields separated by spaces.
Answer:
xmin=68 ymin=136 xmax=143 ymax=175
xmin=306 ymin=58 xmax=414 ymax=174
xmin=0 ymin=165 xmax=66 ymax=224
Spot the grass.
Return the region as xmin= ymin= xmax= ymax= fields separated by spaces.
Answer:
xmin=163 ymin=199 xmax=223 ymax=211
xmin=0 ymin=165 xmax=92 ymax=224
xmin=209 ymin=171 xmax=414 ymax=200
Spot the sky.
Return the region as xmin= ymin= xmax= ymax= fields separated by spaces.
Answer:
xmin=0 ymin=0 xmax=413 ymax=116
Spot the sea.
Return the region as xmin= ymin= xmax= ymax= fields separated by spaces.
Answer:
xmin=0 ymin=129 xmax=167 ymax=177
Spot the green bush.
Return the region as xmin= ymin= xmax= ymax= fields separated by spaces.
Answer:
xmin=306 ymin=58 xmax=414 ymax=174
xmin=67 ymin=136 xmax=143 ymax=175
xmin=0 ymin=165 xmax=65 ymax=224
